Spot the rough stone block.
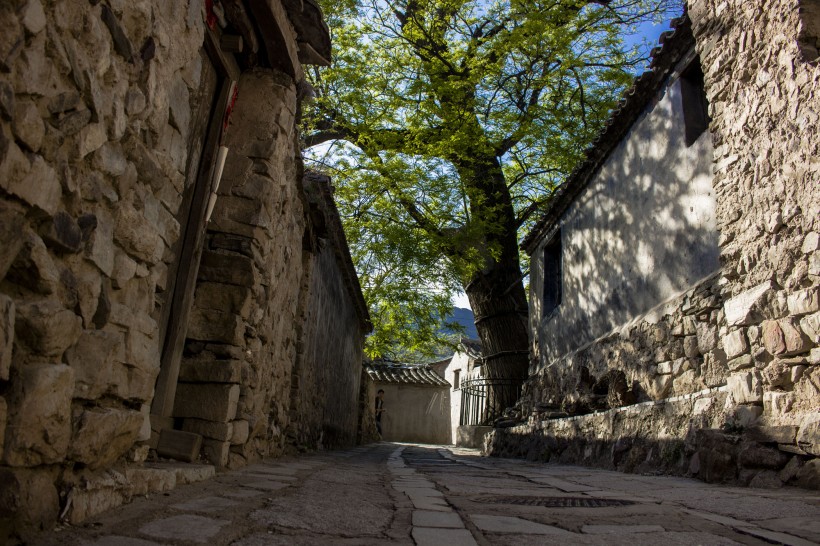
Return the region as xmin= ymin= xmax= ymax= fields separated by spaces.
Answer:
xmin=797 ymin=415 xmax=820 ymax=457
xmin=125 ymin=467 xmax=177 ymax=496
xmin=67 ymin=485 xmax=126 ymax=525
xmin=802 ymin=232 xmax=820 ymax=254
xmin=723 ymin=330 xmax=749 ymax=360
xmin=779 ymin=318 xmax=811 ymax=356
xmin=748 ymin=470 xmax=783 ymax=489
xmin=788 ymin=288 xmax=819 ymax=316
xmin=696 ymin=321 xmax=719 ymax=353
xmin=125 ymin=329 xmax=159 ymax=374
xmin=187 ymin=308 xmax=245 ymax=345
xmin=2 ymin=467 xmax=61 ymax=532
xmin=730 ymin=405 xmax=763 ymax=428
xmin=77 ymin=123 xmax=107 ymax=159
xmin=695 ymin=429 xmax=739 ymax=484
xmin=201 ymin=439 xmax=230 ymax=467
xmin=15 ymin=300 xmax=82 ymax=358
xmin=727 ymin=354 xmax=754 ymax=371
xmin=11 ymin=99 xmax=44 ymax=152
xmin=86 ymin=208 xmax=115 ymax=276
xmin=114 ymin=207 xmax=164 ymax=264
xmin=800 ymin=311 xmax=820 ymax=343
xmin=178 ymin=359 xmax=242 ymax=383
xmin=728 ymin=371 xmax=763 ymax=404
xmin=683 ymin=335 xmax=700 ymax=358
xmin=656 ymin=361 xmax=673 ymax=375
xmin=230 ymin=420 xmax=249 ymax=445
xmin=64 ymin=329 xmax=121 ymax=400
xmin=763 ymin=390 xmax=793 ymax=419
xmin=762 ymin=320 xmax=786 ymax=355
xmin=4 ymin=364 xmax=74 ymax=466
xmin=69 ymin=408 xmax=143 ymax=469
xmin=0 ymin=295 xmax=14 ymax=381
xmin=724 ymin=281 xmax=774 ymax=326
xmin=648 ymin=374 xmax=672 ymax=399
xmin=194 ymin=282 xmax=253 ymax=317
xmin=738 ymin=442 xmax=790 ymax=469
xmin=745 ymin=425 xmax=798 ymax=445
xmin=173 ymin=383 xmax=241 ymax=422
xmin=794 ymin=459 xmax=820 ymax=490
xmin=3 ymin=153 xmax=61 ymax=215
xmin=21 ymin=0 xmax=47 ymax=35
xmin=198 ymin=251 xmax=258 ymax=287
xmin=182 ymin=419 xmax=233 ymax=442
xmin=110 ymin=362 xmax=159 ymax=404
xmin=157 ymin=429 xmax=202 ymax=463
xmin=40 ymin=211 xmax=83 ymax=254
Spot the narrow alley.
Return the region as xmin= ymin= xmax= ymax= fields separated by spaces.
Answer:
xmin=31 ymin=443 xmax=820 ymax=546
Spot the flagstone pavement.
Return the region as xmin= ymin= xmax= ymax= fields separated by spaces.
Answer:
xmin=31 ymin=443 xmax=820 ymax=545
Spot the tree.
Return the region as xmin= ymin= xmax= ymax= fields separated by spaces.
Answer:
xmin=305 ymin=0 xmax=678 ymax=415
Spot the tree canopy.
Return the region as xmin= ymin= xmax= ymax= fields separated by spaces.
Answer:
xmin=305 ymin=0 xmax=680 ymax=360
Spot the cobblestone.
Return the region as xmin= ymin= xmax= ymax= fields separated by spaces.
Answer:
xmin=30 ymin=443 xmax=820 ymax=546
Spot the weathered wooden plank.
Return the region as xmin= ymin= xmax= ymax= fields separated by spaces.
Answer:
xmin=152 ymin=53 xmax=230 ymax=419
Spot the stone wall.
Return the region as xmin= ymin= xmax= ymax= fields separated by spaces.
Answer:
xmin=490 ymin=2 xmax=820 ymax=488
xmin=285 ymin=173 xmax=371 ymax=451
xmin=686 ymin=0 xmax=820 ymax=481
xmin=520 ymin=273 xmax=725 ymax=417
xmin=374 ymin=382 xmax=452 ymax=444
xmin=0 ymin=0 xmax=371 ymax=538
xmin=175 ymin=68 xmax=306 ymax=468
xmin=0 ymin=0 xmax=206 ymax=535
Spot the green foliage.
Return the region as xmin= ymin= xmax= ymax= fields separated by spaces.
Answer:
xmin=305 ymin=0 xmax=682 ymax=358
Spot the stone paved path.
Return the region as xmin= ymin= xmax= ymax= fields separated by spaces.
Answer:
xmin=31 ymin=443 xmax=820 ymax=545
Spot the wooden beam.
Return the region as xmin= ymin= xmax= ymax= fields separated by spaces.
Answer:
xmin=151 ymin=67 xmax=232 ymax=418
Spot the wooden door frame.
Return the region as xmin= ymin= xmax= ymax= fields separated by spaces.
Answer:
xmin=151 ymin=30 xmax=240 ymax=419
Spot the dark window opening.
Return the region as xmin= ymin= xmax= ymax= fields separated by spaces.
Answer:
xmin=799 ymin=1 xmax=820 ymax=62
xmin=680 ymin=57 xmax=711 ymax=146
xmin=543 ymin=232 xmax=562 ymax=317
xmin=453 ymin=369 xmax=461 ymax=390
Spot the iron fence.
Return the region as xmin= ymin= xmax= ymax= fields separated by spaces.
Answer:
xmin=459 ymin=377 xmax=522 ymax=426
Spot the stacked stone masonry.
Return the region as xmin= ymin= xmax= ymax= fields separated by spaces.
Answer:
xmin=0 ymin=0 xmax=371 ymax=540
xmin=490 ymin=0 xmax=820 ymax=490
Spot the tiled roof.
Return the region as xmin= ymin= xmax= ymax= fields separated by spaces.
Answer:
xmin=459 ymin=338 xmax=483 ymax=361
xmin=521 ymin=13 xmax=694 ymax=254
xmin=365 ymin=361 xmax=451 ymax=387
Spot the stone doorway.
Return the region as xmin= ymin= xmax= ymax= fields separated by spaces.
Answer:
xmin=150 ymin=39 xmax=237 ymax=455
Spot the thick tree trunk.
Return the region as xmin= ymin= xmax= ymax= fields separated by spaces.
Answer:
xmin=463 ymin=191 xmax=530 ymax=423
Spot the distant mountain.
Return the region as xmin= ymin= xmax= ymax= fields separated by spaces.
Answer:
xmin=442 ymin=307 xmax=478 ymax=340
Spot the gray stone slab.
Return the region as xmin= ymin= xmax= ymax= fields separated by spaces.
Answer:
xmin=581 ymin=524 xmax=667 ymax=535
xmin=471 ymin=514 xmax=577 ymax=536
xmin=393 ymin=481 xmax=434 ymax=491
xmin=91 ymin=538 xmax=163 ymax=546
xmin=412 ymin=510 xmax=464 ymax=528
xmin=139 ymin=515 xmax=229 ymax=543
xmin=735 ymin=526 xmax=818 ymax=546
xmin=403 ymin=487 xmax=444 ymax=499
xmin=758 ymin=516 xmax=820 ymax=542
xmin=171 ymin=496 xmax=240 ymax=513
xmin=411 ymin=497 xmax=452 ymax=512
xmin=412 ymin=527 xmax=478 ymax=546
